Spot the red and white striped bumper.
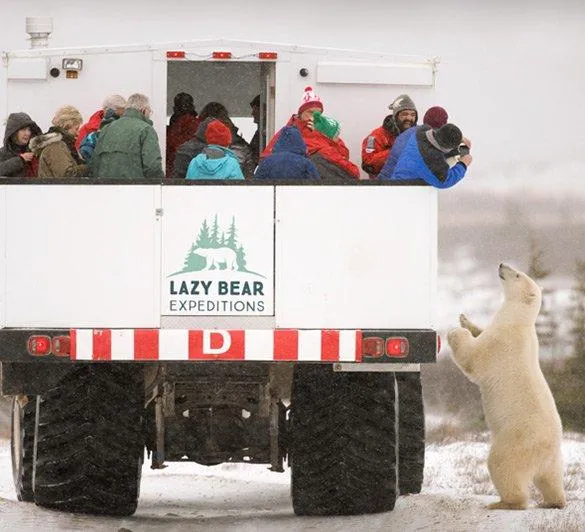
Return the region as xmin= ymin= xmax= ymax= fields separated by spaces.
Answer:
xmin=70 ymin=329 xmax=363 ymax=362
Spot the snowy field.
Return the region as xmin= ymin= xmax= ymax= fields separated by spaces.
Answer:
xmin=0 ymin=435 xmax=584 ymax=531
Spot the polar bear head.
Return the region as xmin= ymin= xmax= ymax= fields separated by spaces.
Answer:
xmin=498 ymin=263 xmax=542 ymax=320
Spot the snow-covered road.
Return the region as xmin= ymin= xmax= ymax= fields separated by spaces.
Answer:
xmin=0 ymin=437 xmax=583 ymax=531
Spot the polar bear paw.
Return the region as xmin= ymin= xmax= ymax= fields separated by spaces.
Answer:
xmin=487 ymin=500 xmax=528 ymax=510
xmin=459 ymin=313 xmax=469 ymax=327
xmin=459 ymin=313 xmax=483 ymax=338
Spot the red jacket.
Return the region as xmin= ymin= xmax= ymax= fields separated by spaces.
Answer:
xmin=361 ymin=125 xmax=397 ymax=178
xmin=24 ymin=156 xmax=39 ymax=178
xmin=166 ymin=114 xmax=201 ymax=177
xmin=76 ymin=110 xmax=104 ymax=150
xmin=263 ymin=116 xmax=359 ymax=178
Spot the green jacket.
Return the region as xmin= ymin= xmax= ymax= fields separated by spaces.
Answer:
xmin=90 ymin=108 xmax=164 ymax=179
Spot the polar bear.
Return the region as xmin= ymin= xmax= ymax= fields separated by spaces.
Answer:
xmin=193 ymin=247 xmax=238 ymax=271
xmin=447 ymin=263 xmax=565 ymax=510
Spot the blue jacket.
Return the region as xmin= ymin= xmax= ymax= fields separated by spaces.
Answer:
xmin=378 ymin=126 xmax=418 ymax=180
xmin=186 ymin=145 xmax=244 ymax=180
xmin=254 ymin=126 xmax=319 ymax=180
xmin=388 ymin=127 xmax=467 ymax=189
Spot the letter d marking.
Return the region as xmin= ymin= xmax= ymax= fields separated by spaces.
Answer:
xmin=203 ymin=330 xmax=232 ymax=355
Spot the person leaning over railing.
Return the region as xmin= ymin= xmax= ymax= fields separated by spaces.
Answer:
xmin=382 ymin=123 xmax=472 ymax=189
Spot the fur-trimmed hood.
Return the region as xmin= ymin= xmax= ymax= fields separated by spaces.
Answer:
xmin=29 ymin=132 xmax=62 ymax=156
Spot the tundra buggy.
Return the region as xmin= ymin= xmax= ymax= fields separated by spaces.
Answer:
xmin=1 ymin=34 xmax=439 ymax=516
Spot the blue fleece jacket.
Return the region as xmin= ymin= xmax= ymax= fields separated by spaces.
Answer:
xmin=254 ymin=126 xmax=319 ymax=180
xmin=378 ymin=126 xmax=418 ymax=180
xmin=388 ymin=127 xmax=467 ymax=189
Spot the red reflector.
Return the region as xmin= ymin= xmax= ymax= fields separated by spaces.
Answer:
xmin=362 ymin=337 xmax=384 ymax=358
xmin=385 ymin=337 xmax=409 ymax=358
xmin=258 ymin=52 xmax=278 ymax=60
xmin=52 ymin=335 xmax=71 ymax=357
xmin=166 ymin=51 xmax=186 ymax=59
xmin=27 ymin=335 xmax=52 ymax=356
xmin=212 ymin=51 xmax=232 ymax=59
xmin=437 ymin=335 xmax=441 ymax=354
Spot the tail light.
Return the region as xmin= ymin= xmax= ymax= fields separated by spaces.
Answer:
xmin=27 ymin=335 xmax=52 ymax=356
xmin=52 ymin=335 xmax=71 ymax=357
xmin=386 ymin=337 xmax=408 ymax=358
xmin=437 ymin=335 xmax=441 ymax=354
xmin=362 ymin=337 xmax=385 ymax=358
xmin=212 ymin=51 xmax=232 ymax=59
xmin=166 ymin=51 xmax=186 ymax=59
xmin=258 ymin=52 xmax=278 ymax=60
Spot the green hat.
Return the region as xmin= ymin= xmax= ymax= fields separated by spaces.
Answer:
xmin=312 ymin=111 xmax=340 ymax=139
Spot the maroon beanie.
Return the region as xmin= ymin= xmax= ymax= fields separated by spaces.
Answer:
xmin=423 ymin=106 xmax=449 ymax=128
xmin=205 ymin=119 xmax=232 ymax=147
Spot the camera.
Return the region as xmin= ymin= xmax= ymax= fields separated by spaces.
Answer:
xmin=458 ymin=144 xmax=470 ymax=157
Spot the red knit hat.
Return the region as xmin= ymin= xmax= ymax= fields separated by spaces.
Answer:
xmin=205 ymin=119 xmax=232 ymax=147
xmin=423 ymin=106 xmax=449 ymax=129
xmin=298 ymin=86 xmax=324 ymax=115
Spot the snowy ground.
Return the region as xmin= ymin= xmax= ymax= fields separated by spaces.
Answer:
xmin=1 ymin=435 xmax=584 ymax=531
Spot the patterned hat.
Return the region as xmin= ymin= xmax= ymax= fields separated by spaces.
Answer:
xmin=388 ymin=94 xmax=417 ymax=115
xmin=298 ymin=86 xmax=324 ymax=115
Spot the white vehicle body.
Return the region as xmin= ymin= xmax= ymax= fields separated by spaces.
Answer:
xmin=1 ymin=38 xmax=438 ymax=363
xmin=0 ymin=184 xmax=436 ymax=331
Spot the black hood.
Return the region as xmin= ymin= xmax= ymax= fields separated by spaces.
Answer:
xmin=3 ymin=113 xmax=42 ymax=149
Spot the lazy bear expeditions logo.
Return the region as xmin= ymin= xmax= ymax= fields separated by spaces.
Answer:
xmin=166 ymin=215 xmax=271 ymax=316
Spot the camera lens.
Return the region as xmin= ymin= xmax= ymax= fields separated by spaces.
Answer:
xmin=459 ymin=145 xmax=470 ymax=156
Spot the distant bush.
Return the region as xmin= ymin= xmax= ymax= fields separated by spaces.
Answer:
xmin=422 ymin=355 xmax=486 ymax=438
xmin=542 ymin=359 xmax=585 ymax=433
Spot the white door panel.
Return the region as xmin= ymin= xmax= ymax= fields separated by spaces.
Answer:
xmin=275 ymin=186 xmax=437 ymax=329
xmin=4 ymin=185 xmax=160 ymax=328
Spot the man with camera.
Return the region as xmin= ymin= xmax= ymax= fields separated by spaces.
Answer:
xmin=379 ymin=120 xmax=472 ymax=188
xmin=378 ymin=105 xmax=472 ymax=181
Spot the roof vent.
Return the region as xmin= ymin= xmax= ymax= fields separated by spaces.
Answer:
xmin=25 ymin=17 xmax=53 ymax=49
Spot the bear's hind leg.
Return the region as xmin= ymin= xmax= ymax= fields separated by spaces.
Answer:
xmin=487 ymin=444 xmax=530 ymax=510
xmin=535 ymin=453 xmax=566 ymax=509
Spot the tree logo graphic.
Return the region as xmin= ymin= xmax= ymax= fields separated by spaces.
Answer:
xmin=171 ymin=215 xmax=264 ymax=277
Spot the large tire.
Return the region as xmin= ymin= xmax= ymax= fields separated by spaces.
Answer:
xmin=290 ymin=364 xmax=397 ymax=516
xmin=395 ymin=371 xmax=425 ymax=495
xmin=11 ymin=396 xmax=36 ymax=502
xmin=33 ymin=364 xmax=144 ymax=516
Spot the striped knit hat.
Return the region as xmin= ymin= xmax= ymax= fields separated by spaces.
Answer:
xmin=298 ymin=86 xmax=324 ymax=115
